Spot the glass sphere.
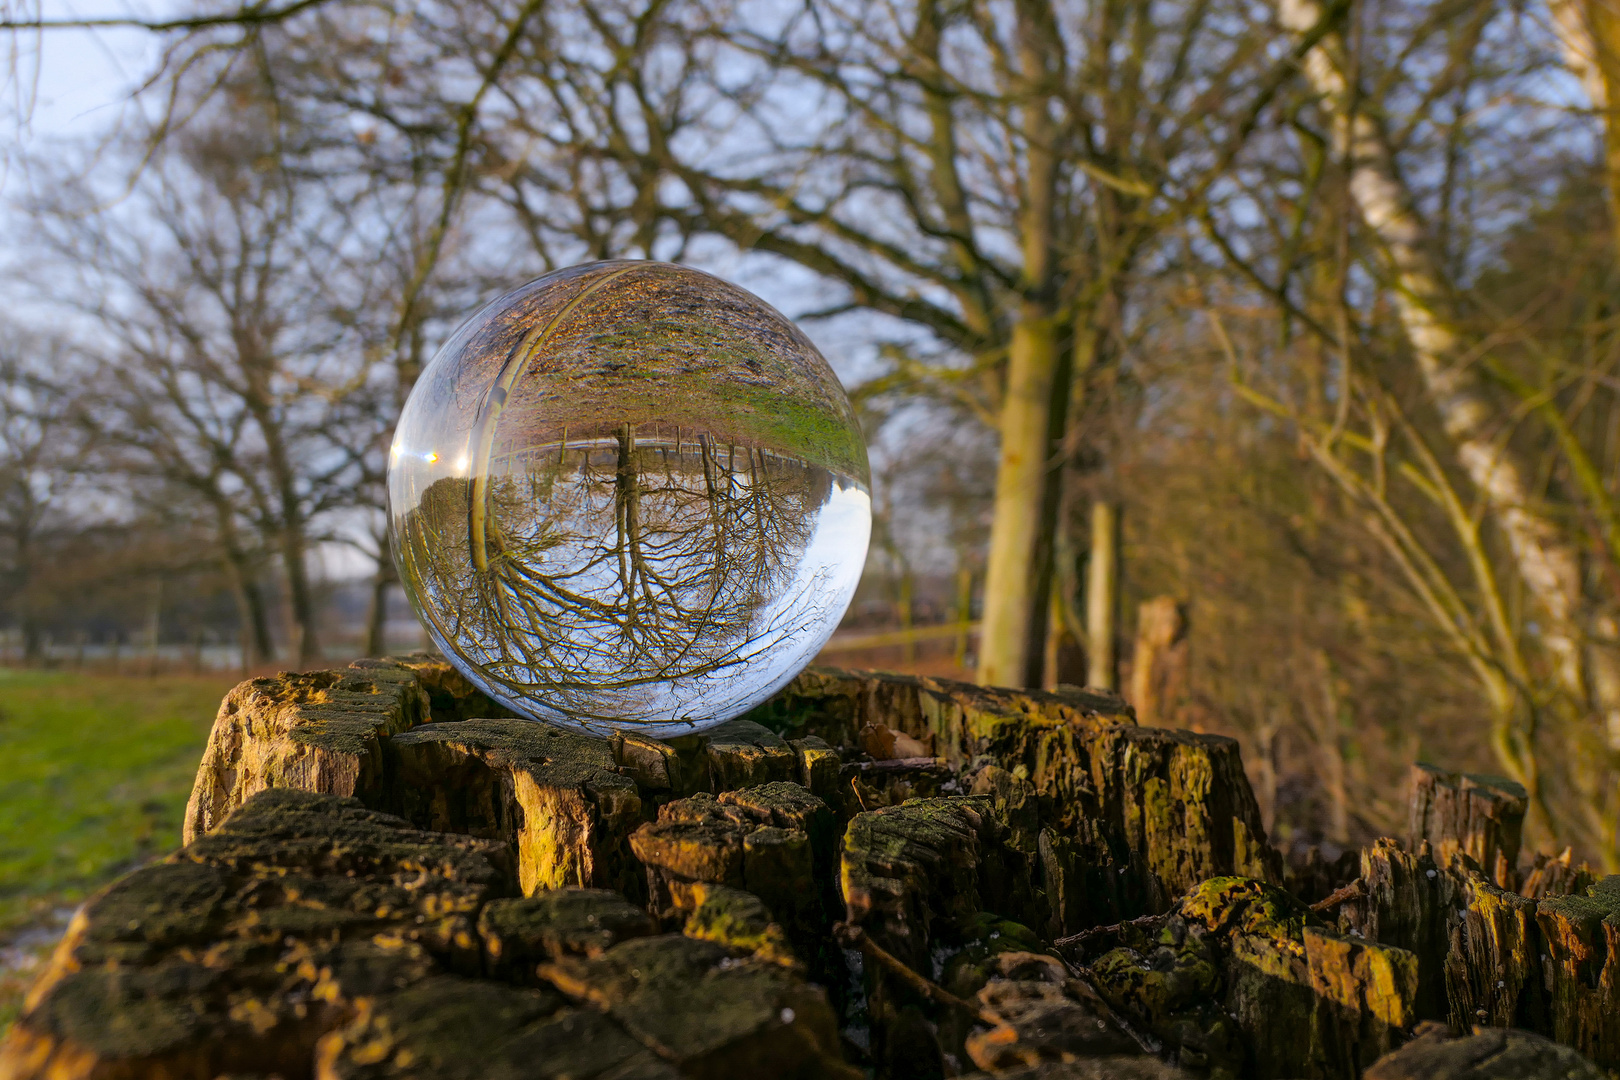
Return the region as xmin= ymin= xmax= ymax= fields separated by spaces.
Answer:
xmin=388 ymin=261 xmax=872 ymax=737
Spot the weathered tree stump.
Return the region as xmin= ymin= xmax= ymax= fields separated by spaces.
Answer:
xmin=4 ymin=656 xmax=1612 ymax=1080
xmin=1406 ymin=764 xmax=1527 ymax=890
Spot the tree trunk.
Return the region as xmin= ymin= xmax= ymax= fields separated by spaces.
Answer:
xmin=239 ymin=576 xmax=274 ymax=667
xmin=978 ymin=311 xmax=1062 ymax=688
xmin=1085 ymin=500 xmax=1119 ymax=691
xmin=953 ymin=565 xmax=973 ymax=670
xmin=15 ymin=527 xmax=40 ymax=663
xmin=896 ymin=568 xmax=915 ymax=665
xmin=247 ymin=378 xmax=321 ymax=666
xmin=1316 ymin=648 xmax=1349 ymax=847
xmin=281 ymin=529 xmax=320 ymax=666
xmin=1129 ymin=596 xmax=1186 ymax=726
xmin=976 ymin=6 xmax=1060 ymax=690
xmin=145 ymin=576 xmax=163 ymax=675
xmin=21 ymin=615 xmax=42 ymax=664
xmin=1280 ymin=0 xmax=1620 ymax=770
xmin=219 ymin=535 xmax=274 ymax=668
xmin=365 ymin=533 xmax=395 ymax=659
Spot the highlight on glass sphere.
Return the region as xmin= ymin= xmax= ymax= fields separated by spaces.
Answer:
xmin=387 ymin=260 xmax=872 ymax=737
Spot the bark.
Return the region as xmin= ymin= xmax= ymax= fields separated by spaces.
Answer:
xmin=1280 ymin=0 xmax=1620 ymax=773
xmin=896 ymin=568 xmax=916 ymax=665
xmin=222 ymin=547 xmax=274 ymax=667
xmin=1337 ymin=838 xmax=1464 ymax=1024
xmin=181 ymin=658 xmax=1279 ymax=938
xmin=1537 ymin=879 xmax=1620 ymax=1065
xmin=250 ymin=386 xmax=321 ymax=666
xmin=1022 ymin=341 xmax=1078 ymax=689
xmin=389 ymin=718 xmax=644 ymax=899
xmin=1445 ymin=869 xmax=1550 ymax=1035
xmin=20 ymin=611 xmax=41 ymax=663
xmin=181 ymin=657 xmax=436 ymax=844
xmin=1523 ymin=847 xmax=1599 ymax=899
xmin=754 ymin=667 xmax=1282 ymax=922
xmin=631 ymin=785 xmax=836 ymax=971
xmin=1085 ymin=501 xmax=1120 ymax=691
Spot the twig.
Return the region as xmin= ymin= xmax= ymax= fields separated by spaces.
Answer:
xmin=856 ymin=757 xmax=948 ymax=774
xmin=1310 ymin=880 xmax=1366 ymax=913
xmin=0 ymin=0 xmax=330 ymax=31
xmin=1051 ymin=912 xmax=1169 ymax=953
xmin=833 ymin=922 xmax=998 ymax=1026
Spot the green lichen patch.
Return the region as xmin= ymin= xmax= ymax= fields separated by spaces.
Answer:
xmin=1584 ymin=875 xmax=1620 ymax=903
xmin=682 ymin=884 xmax=798 ymax=967
xmin=1087 ymin=913 xmax=1241 ymax=1075
xmin=1177 ymin=876 xmax=1317 ymax=947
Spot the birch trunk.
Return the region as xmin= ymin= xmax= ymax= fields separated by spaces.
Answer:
xmin=1279 ymin=0 xmax=1620 ymax=757
xmin=1548 ymin=0 xmax=1620 ymax=254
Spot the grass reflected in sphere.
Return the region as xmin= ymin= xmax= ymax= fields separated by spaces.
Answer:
xmin=387 ymin=261 xmax=872 ymax=736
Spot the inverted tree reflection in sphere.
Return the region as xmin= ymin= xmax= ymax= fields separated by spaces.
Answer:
xmin=387 ymin=261 xmax=872 ymax=737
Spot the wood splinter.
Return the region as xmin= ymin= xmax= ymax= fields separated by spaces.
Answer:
xmin=1310 ymin=880 xmax=1366 ymax=914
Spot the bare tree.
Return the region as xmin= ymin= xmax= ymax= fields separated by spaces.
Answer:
xmin=23 ymin=104 xmax=378 ymax=663
xmin=474 ymin=0 xmax=1346 ymax=688
xmin=0 ymin=332 xmax=82 ymax=661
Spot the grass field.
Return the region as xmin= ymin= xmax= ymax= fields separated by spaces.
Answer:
xmin=0 ymin=668 xmax=235 ymax=1031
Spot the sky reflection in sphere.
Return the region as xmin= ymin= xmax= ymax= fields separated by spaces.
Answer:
xmin=387 ymin=261 xmax=872 ymax=737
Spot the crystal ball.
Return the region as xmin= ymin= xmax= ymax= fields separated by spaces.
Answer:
xmin=388 ymin=261 xmax=872 ymax=736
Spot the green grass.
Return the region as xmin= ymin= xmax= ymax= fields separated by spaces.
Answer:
xmin=0 ymin=668 xmax=234 ymax=1030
